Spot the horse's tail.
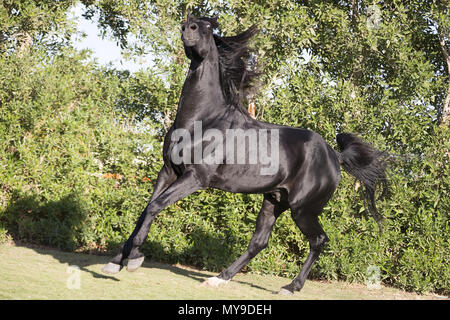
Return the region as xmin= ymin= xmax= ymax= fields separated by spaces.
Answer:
xmin=335 ymin=133 xmax=390 ymax=232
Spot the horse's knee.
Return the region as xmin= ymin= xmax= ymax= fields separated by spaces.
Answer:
xmin=309 ymin=233 xmax=329 ymax=252
xmin=247 ymin=237 xmax=269 ymax=257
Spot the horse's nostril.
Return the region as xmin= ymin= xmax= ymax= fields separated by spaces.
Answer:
xmin=190 ymin=24 xmax=197 ymax=30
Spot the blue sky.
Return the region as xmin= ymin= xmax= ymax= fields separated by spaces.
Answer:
xmin=69 ymin=4 xmax=153 ymax=72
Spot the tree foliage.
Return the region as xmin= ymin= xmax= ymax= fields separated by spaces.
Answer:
xmin=0 ymin=0 xmax=448 ymax=294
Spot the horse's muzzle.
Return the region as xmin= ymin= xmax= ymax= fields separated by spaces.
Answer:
xmin=182 ymin=36 xmax=199 ymax=47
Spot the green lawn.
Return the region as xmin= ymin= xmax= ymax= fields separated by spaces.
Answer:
xmin=0 ymin=243 xmax=443 ymax=300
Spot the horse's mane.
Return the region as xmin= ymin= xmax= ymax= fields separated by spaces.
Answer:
xmin=200 ymin=17 xmax=259 ymax=113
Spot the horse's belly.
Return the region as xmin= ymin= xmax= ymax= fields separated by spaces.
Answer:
xmin=209 ymin=164 xmax=285 ymax=194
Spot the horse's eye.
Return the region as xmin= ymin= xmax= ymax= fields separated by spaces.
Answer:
xmin=181 ymin=25 xmax=185 ymax=31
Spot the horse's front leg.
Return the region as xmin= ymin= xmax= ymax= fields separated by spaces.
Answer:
xmin=147 ymin=164 xmax=179 ymax=202
xmin=102 ymin=169 xmax=200 ymax=274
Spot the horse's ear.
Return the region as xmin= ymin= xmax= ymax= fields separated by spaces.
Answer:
xmin=187 ymin=11 xmax=194 ymax=21
xmin=200 ymin=16 xmax=219 ymax=29
xmin=209 ymin=16 xmax=219 ymax=29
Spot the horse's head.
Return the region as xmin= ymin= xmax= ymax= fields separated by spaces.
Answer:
xmin=180 ymin=14 xmax=259 ymax=109
xmin=181 ymin=14 xmax=218 ymax=61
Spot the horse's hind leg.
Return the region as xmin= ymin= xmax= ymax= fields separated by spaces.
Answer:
xmin=279 ymin=208 xmax=329 ymax=295
xmin=203 ymin=194 xmax=288 ymax=287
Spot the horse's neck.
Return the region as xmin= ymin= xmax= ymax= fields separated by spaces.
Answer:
xmin=174 ymin=57 xmax=226 ymax=129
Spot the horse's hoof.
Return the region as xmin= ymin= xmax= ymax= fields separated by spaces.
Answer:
xmin=102 ymin=262 xmax=122 ymax=274
xmin=201 ymin=276 xmax=230 ymax=288
xmin=127 ymin=256 xmax=145 ymax=272
xmin=278 ymin=288 xmax=294 ymax=296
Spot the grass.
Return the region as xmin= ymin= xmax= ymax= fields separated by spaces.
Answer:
xmin=0 ymin=242 xmax=445 ymax=300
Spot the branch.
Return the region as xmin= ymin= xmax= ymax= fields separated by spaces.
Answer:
xmin=439 ymin=31 xmax=450 ymax=75
xmin=351 ymin=0 xmax=359 ymax=23
xmin=438 ymin=28 xmax=450 ymax=126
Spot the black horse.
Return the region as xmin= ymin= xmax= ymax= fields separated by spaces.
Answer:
xmin=102 ymin=14 xmax=389 ymax=295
